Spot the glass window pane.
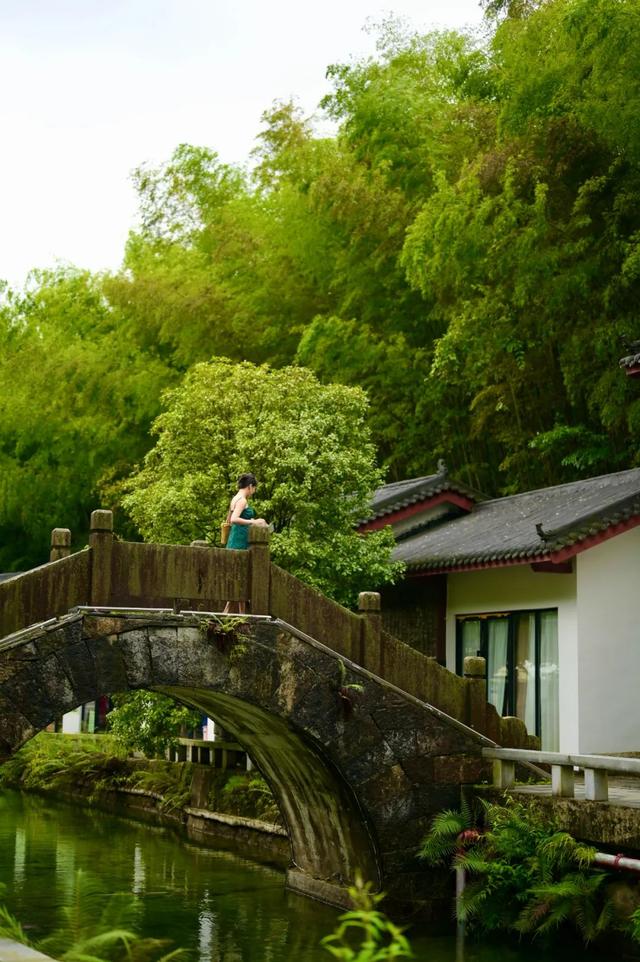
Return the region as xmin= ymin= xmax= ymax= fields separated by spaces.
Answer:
xmin=539 ymin=611 xmax=559 ymax=751
xmin=460 ymin=620 xmax=481 ymax=661
xmin=487 ymin=618 xmax=509 ymax=716
xmin=514 ymin=613 xmax=536 ymax=736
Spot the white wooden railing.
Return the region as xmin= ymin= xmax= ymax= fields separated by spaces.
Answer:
xmin=166 ymin=737 xmax=249 ymax=769
xmin=483 ymin=747 xmax=640 ymax=802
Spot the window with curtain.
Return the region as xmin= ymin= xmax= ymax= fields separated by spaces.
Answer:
xmin=456 ymin=609 xmax=559 ymax=751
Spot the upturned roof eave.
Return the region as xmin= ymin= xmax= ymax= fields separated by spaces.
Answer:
xmin=363 ymin=478 xmax=487 ymax=524
xmin=401 ymin=511 xmax=640 ymax=576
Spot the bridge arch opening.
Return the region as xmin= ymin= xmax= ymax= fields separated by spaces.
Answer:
xmin=1 ymin=610 xmax=490 ymax=915
xmin=157 ymin=685 xmax=380 ymax=895
xmin=0 ymin=613 xmax=381 ymax=903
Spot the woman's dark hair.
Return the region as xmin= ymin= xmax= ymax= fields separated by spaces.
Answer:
xmin=237 ymin=473 xmax=257 ymax=489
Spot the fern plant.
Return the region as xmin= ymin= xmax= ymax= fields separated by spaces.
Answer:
xmin=201 ymin=616 xmax=250 ymax=663
xmin=337 ymin=659 xmax=365 ymax=720
xmin=130 ymin=763 xmax=193 ymax=812
xmin=0 ymin=733 xmax=129 ymax=793
xmin=221 ymin=771 xmax=281 ymax=823
xmin=419 ymin=797 xmax=636 ymax=947
xmin=417 ymin=796 xmax=476 ymax=865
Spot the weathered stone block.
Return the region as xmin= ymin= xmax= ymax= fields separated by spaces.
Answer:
xmin=0 ymin=691 xmax=36 ymax=753
xmin=0 ymin=642 xmax=39 ymax=684
xmin=116 ymin=629 xmax=152 ymax=687
xmin=85 ymin=634 xmax=129 ymax=693
xmin=433 ymin=754 xmax=484 ymax=785
xmin=55 ymin=641 xmax=99 ymax=704
xmin=341 ymin=741 xmax=396 ymax=785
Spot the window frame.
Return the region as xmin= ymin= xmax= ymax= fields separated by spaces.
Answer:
xmin=455 ymin=608 xmax=556 ymax=741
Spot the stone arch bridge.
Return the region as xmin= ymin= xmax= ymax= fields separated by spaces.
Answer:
xmin=0 ymin=511 xmax=533 ymax=916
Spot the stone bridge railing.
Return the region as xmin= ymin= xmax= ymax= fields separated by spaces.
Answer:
xmin=0 ymin=509 xmax=534 ymax=749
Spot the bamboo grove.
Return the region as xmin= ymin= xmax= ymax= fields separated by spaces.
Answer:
xmin=2 ymin=0 xmax=640 ymax=569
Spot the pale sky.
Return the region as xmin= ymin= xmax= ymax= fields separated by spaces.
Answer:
xmin=0 ymin=0 xmax=484 ymax=290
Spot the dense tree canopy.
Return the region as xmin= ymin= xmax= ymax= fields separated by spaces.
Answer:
xmin=123 ymin=358 xmax=401 ymax=605
xmin=2 ymin=0 xmax=640 ymax=571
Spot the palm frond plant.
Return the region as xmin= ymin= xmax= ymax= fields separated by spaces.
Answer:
xmin=0 ymin=904 xmax=32 ymax=945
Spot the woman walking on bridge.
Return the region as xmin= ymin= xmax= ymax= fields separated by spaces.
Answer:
xmin=223 ymin=473 xmax=268 ymax=613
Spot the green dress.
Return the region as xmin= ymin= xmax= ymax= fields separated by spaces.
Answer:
xmin=226 ymin=506 xmax=254 ymax=550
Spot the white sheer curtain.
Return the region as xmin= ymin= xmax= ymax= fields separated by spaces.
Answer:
xmin=461 ymin=620 xmax=481 ymax=662
xmin=487 ymin=619 xmax=509 ymax=715
xmin=539 ymin=610 xmax=559 ymax=750
xmin=515 ymin=613 xmax=536 ymax=736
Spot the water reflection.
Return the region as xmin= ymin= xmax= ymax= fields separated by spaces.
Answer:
xmin=0 ymin=791 xmax=619 ymax=962
xmin=0 ymin=791 xmax=338 ymax=961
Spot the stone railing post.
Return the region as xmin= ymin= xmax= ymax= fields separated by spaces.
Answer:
xmin=358 ymin=592 xmax=381 ymax=669
xmin=552 ymin=764 xmax=575 ymax=798
xmin=50 ymin=527 xmax=72 ymax=562
xmin=463 ymin=655 xmax=487 ymax=732
xmin=89 ymin=509 xmax=114 ymax=607
xmin=248 ymin=525 xmax=271 ymax=614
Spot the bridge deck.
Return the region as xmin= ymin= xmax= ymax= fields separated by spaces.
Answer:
xmin=513 ymin=774 xmax=640 ymax=809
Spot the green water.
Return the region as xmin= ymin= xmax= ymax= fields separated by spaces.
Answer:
xmin=0 ymin=791 xmax=617 ymax=961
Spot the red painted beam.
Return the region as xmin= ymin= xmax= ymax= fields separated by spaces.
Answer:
xmin=359 ymin=491 xmax=475 ymax=532
xmin=625 ymin=364 xmax=640 ymax=378
xmin=408 ymin=513 xmax=640 ymax=577
xmin=531 ymin=560 xmax=573 ymax=574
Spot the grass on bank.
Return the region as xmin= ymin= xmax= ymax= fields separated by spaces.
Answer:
xmin=0 ymin=732 xmax=280 ymax=824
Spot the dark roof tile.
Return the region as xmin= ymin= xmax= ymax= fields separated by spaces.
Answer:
xmin=393 ymin=467 xmax=640 ymax=571
xmin=365 ymin=468 xmax=485 ymax=522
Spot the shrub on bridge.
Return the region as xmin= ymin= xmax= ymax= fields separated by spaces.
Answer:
xmin=122 ymin=357 xmax=403 ymax=606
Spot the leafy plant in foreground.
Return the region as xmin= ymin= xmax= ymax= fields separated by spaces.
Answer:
xmin=0 ymin=868 xmax=188 ymax=962
xmin=321 ymin=873 xmax=412 ymax=960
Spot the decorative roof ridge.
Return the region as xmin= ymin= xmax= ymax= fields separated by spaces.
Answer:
xmin=362 ymin=465 xmax=487 ymax=525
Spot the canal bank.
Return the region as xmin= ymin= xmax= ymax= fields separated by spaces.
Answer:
xmin=0 ymin=788 xmax=620 ymax=962
xmin=0 ymin=733 xmax=290 ymax=870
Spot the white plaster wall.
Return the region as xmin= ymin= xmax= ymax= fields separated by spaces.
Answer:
xmin=576 ymin=526 xmax=640 ymax=753
xmin=61 ymin=708 xmax=82 ymax=734
xmin=445 ymin=565 xmax=579 ymax=752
